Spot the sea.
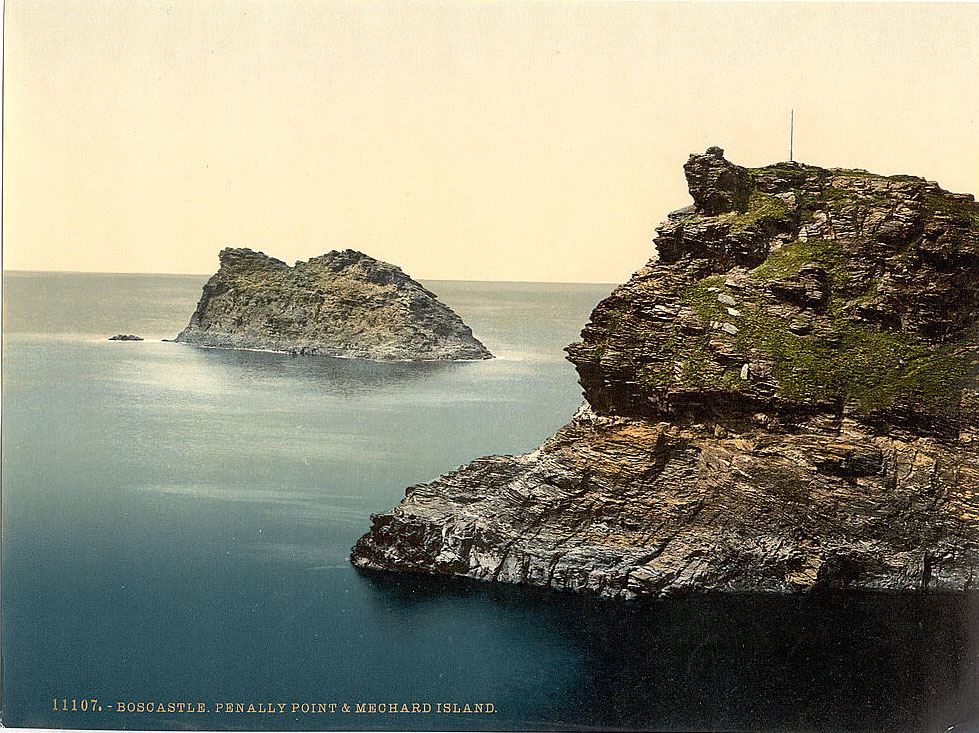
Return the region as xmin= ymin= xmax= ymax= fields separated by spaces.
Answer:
xmin=2 ymin=271 xmax=978 ymax=732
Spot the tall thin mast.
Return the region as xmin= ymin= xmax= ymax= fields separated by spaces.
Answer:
xmin=790 ymin=109 xmax=795 ymax=162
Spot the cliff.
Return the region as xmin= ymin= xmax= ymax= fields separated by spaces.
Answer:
xmin=175 ymin=248 xmax=492 ymax=361
xmin=351 ymin=147 xmax=979 ymax=599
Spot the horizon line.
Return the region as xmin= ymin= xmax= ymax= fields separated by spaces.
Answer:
xmin=2 ymin=268 xmax=619 ymax=287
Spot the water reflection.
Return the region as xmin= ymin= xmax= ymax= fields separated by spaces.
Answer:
xmin=172 ymin=343 xmax=461 ymax=395
xmin=358 ymin=569 xmax=979 ymax=732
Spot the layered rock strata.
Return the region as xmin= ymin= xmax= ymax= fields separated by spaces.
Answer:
xmin=176 ymin=248 xmax=492 ymax=361
xmin=352 ymin=147 xmax=979 ymax=599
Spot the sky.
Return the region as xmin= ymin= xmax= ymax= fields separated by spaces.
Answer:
xmin=3 ymin=1 xmax=978 ymax=283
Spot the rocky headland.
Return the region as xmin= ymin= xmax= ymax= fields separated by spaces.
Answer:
xmin=352 ymin=147 xmax=979 ymax=599
xmin=175 ymin=248 xmax=492 ymax=361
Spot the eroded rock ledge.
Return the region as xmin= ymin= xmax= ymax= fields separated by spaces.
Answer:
xmin=351 ymin=148 xmax=979 ymax=599
xmin=176 ymin=248 xmax=492 ymax=362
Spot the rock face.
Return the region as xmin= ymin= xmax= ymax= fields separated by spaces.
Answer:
xmin=175 ymin=248 xmax=492 ymax=361
xmin=352 ymin=148 xmax=979 ymax=599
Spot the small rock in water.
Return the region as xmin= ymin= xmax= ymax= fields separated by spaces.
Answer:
xmin=108 ymin=334 xmax=143 ymax=341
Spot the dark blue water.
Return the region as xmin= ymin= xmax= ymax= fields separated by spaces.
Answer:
xmin=3 ymin=272 xmax=978 ymax=732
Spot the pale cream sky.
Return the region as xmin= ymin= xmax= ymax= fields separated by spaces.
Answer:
xmin=4 ymin=1 xmax=978 ymax=283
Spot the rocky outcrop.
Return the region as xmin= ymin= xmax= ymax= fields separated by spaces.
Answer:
xmin=175 ymin=248 xmax=492 ymax=361
xmin=108 ymin=334 xmax=143 ymax=341
xmin=351 ymin=148 xmax=979 ymax=599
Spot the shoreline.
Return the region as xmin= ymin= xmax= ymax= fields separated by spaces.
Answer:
xmin=167 ymin=339 xmax=496 ymax=364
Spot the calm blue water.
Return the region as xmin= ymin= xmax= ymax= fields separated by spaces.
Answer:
xmin=3 ymin=272 xmax=978 ymax=732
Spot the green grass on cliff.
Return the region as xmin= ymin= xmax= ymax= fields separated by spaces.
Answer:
xmin=727 ymin=192 xmax=792 ymax=233
xmin=636 ymin=280 xmax=747 ymax=392
xmin=925 ymin=193 xmax=979 ymax=227
xmin=722 ymin=299 xmax=967 ymax=413
xmin=672 ymin=246 xmax=970 ymax=414
xmin=685 ymin=191 xmax=792 ymax=234
xmin=749 ymin=238 xmax=849 ymax=282
xmin=637 ymin=325 xmax=750 ymax=392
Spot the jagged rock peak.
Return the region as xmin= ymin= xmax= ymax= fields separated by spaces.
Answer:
xmin=683 ymin=146 xmax=755 ymax=216
xmin=175 ymin=247 xmax=492 ymax=362
xmin=218 ymin=246 xmax=287 ymax=264
xmin=300 ymin=249 xmax=437 ymax=294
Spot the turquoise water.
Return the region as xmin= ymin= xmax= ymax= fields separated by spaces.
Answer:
xmin=3 ymin=272 xmax=978 ymax=732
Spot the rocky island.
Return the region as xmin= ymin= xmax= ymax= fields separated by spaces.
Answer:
xmin=352 ymin=147 xmax=979 ymax=599
xmin=175 ymin=248 xmax=492 ymax=361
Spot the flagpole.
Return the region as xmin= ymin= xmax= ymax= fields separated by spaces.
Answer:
xmin=790 ymin=109 xmax=795 ymax=162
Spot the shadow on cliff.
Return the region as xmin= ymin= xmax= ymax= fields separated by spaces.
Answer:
xmin=356 ymin=568 xmax=979 ymax=732
xmin=175 ymin=344 xmax=462 ymax=396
